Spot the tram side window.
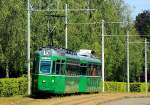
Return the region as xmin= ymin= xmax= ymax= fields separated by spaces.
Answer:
xmin=61 ymin=61 xmax=66 ymax=75
xmin=86 ymin=64 xmax=98 ymax=76
xmin=80 ymin=65 xmax=87 ymax=75
xmin=53 ymin=60 xmax=66 ymax=75
xmin=80 ymin=64 xmax=90 ymax=76
xmin=67 ymin=64 xmax=80 ymax=76
xmin=91 ymin=65 xmax=97 ymax=76
xmin=86 ymin=66 xmax=92 ymax=76
xmin=80 ymin=64 xmax=101 ymax=76
xmin=56 ymin=62 xmax=60 ymax=74
xmin=52 ymin=61 xmax=56 ymax=74
xmin=96 ymin=65 xmax=101 ymax=76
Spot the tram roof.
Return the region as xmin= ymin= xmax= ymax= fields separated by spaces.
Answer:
xmin=35 ymin=47 xmax=101 ymax=64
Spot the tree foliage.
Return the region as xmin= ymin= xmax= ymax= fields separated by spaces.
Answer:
xmin=0 ymin=0 xmax=145 ymax=82
xmin=135 ymin=10 xmax=150 ymax=40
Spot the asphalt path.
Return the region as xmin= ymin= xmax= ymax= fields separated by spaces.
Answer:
xmin=102 ymin=97 xmax=150 ymax=105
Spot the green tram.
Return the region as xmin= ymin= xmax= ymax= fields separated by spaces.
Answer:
xmin=32 ymin=47 xmax=102 ymax=94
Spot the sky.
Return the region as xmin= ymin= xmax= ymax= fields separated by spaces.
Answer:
xmin=125 ymin=0 xmax=150 ymax=19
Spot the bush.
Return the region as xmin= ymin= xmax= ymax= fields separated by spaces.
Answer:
xmin=148 ymin=83 xmax=150 ymax=92
xmin=104 ymin=82 xmax=126 ymax=92
xmin=130 ymin=83 xmax=141 ymax=92
xmin=130 ymin=83 xmax=150 ymax=92
xmin=104 ymin=82 xmax=149 ymax=93
xmin=0 ymin=77 xmax=27 ymax=96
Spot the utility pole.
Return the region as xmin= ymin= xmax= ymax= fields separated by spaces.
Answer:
xmin=27 ymin=0 xmax=31 ymax=95
xmin=126 ymin=31 xmax=130 ymax=92
xmin=6 ymin=61 xmax=9 ymax=78
xmin=101 ymin=20 xmax=105 ymax=92
xmin=65 ymin=4 xmax=68 ymax=49
xmin=145 ymin=38 xmax=148 ymax=93
xmin=47 ymin=17 xmax=50 ymax=45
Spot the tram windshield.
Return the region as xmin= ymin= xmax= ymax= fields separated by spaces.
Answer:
xmin=40 ymin=61 xmax=51 ymax=74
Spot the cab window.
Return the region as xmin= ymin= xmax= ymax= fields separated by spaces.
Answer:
xmin=40 ymin=61 xmax=51 ymax=74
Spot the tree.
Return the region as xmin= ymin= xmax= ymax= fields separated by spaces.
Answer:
xmin=0 ymin=0 xmax=26 ymax=77
xmin=0 ymin=0 xmax=144 ymax=82
xmin=135 ymin=10 xmax=150 ymax=40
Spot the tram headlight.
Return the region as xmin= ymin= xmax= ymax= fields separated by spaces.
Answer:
xmin=42 ymin=80 xmax=46 ymax=83
xmin=52 ymin=80 xmax=55 ymax=83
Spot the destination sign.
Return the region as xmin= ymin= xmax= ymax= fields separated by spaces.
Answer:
xmin=42 ymin=49 xmax=51 ymax=56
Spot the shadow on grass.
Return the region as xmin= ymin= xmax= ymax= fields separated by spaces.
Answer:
xmin=25 ymin=92 xmax=98 ymax=99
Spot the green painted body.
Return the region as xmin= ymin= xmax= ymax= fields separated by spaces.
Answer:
xmin=32 ymin=48 xmax=102 ymax=94
xmin=32 ymin=75 xmax=101 ymax=94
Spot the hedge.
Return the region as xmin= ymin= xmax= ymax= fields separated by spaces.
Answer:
xmin=0 ymin=77 xmax=149 ymax=97
xmin=105 ymin=82 xmax=150 ymax=93
xmin=104 ymin=82 xmax=125 ymax=92
xmin=0 ymin=77 xmax=27 ymax=96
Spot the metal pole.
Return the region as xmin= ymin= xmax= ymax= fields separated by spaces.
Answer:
xmin=6 ymin=61 xmax=9 ymax=78
xmin=127 ymin=31 xmax=130 ymax=92
xmin=65 ymin=4 xmax=68 ymax=49
xmin=101 ymin=20 xmax=105 ymax=92
xmin=145 ymin=38 xmax=148 ymax=93
xmin=27 ymin=0 xmax=31 ymax=95
xmin=48 ymin=19 xmax=50 ymax=45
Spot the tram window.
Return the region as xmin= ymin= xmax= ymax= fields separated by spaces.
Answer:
xmin=80 ymin=67 xmax=86 ymax=75
xmin=92 ymin=67 xmax=96 ymax=76
xmin=86 ymin=67 xmax=91 ymax=76
xmin=80 ymin=64 xmax=101 ymax=76
xmin=85 ymin=64 xmax=97 ymax=76
xmin=67 ymin=64 xmax=80 ymax=76
xmin=56 ymin=62 xmax=61 ymax=74
xmin=66 ymin=58 xmax=80 ymax=76
xmin=55 ymin=60 xmax=66 ymax=75
xmin=80 ymin=64 xmax=90 ymax=76
xmin=96 ymin=65 xmax=101 ymax=76
xmin=89 ymin=65 xmax=97 ymax=76
xmin=40 ymin=61 xmax=51 ymax=74
xmin=61 ymin=62 xmax=66 ymax=75
xmin=52 ymin=61 xmax=56 ymax=74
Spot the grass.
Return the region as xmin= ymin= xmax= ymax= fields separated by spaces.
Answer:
xmin=0 ymin=96 xmax=24 ymax=105
xmin=0 ymin=93 xmax=150 ymax=105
